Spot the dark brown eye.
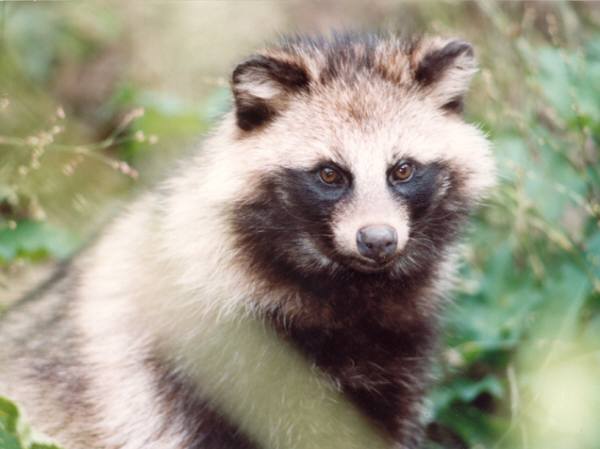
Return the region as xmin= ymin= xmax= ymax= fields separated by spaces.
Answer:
xmin=392 ymin=162 xmax=415 ymax=183
xmin=319 ymin=167 xmax=341 ymax=185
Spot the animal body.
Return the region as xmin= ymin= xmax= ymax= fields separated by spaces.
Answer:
xmin=0 ymin=33 xmax=494 ymax=449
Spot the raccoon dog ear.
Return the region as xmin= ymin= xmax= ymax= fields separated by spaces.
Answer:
xmin=231 ymin=55 xmax=310 ymax=131
xmin=413 ymin=38 xmax=477 ymax=113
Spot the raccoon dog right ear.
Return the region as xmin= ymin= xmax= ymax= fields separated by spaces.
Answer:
xmin=231 ymin=55 xmax=310 ymax=132
xmin=412 ymin=38 xmax=477 ymax=114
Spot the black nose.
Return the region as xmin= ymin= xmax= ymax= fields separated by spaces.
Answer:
xmin=356 ymin=225 xmax=398 ymax=262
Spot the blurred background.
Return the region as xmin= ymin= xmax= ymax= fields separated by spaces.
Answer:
xmin=0 ymin=2 xmax=599 ymax=448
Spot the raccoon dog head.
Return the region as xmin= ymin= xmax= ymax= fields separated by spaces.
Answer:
xmin=229 ymin=34 xmax=494 ymax=285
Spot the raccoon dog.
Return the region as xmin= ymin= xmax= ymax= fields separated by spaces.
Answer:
xmin=0 ymin=33 xmax=494 ymax=449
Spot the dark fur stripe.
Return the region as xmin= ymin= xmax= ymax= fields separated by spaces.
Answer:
xmin=1 ymin=261 xmax=71 ymax=315
xmin=267 ymin=288 xmax=438 ymax=447
xmin=147 ymin=356 xmax=261 ymax=449
xmin=441 ymin=97 xmax=464 ymax=114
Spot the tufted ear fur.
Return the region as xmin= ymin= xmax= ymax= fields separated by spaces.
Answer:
xmin=413 ymin=39 xmax=477 ymax=113
xmin=231 ymin=55 xmax=311 ymax=131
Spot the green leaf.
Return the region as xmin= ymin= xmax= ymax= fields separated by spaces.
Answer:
xmin=0 ymin=220 xmax=78 ymax=264
xmin=0 ymin=397 xmax=63 ymax=449
xmin=435 ymin=402 xmax=508 ymax=448
xmin=430 ymin=375 xmax=504 ymax=416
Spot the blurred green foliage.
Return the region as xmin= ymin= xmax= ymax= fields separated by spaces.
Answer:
xmin=0 ymin=397 xmax=61 ymax=449
xmin=0 ymin=2 xmax=599 ymax=449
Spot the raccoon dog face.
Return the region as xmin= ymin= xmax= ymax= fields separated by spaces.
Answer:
xmin=230 ymin=34 xmax=494 ymax=284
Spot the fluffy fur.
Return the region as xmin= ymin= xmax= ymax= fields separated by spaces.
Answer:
xmin=0 ymin=33 xmax=494 ymax=449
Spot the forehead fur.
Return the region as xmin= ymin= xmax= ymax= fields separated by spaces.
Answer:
xmin=227 ymin=32 xmax=493 ymax=200
xmin=272 ymin=33 xmax=417 ymax=86
xmin=255 ymin=33 xmax=476 ymax=101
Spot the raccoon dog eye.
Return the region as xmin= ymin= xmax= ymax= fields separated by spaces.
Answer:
xmin=391 ymin=162 xmax=415 ymax=183
xmin=319 ymin=166 xmax=343 ymax=185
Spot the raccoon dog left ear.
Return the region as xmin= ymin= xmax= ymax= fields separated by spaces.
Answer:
xmin=231 ymin=55 xmax=310 ymax=132
xmin=413 ymin=38 xmax=477 ymax=113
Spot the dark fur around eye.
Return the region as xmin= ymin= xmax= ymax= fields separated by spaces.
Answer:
xmin=230 ymin=167 xmax=352 ymax=287
xmin=389 ymin=162 xmax=445 ymax=220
